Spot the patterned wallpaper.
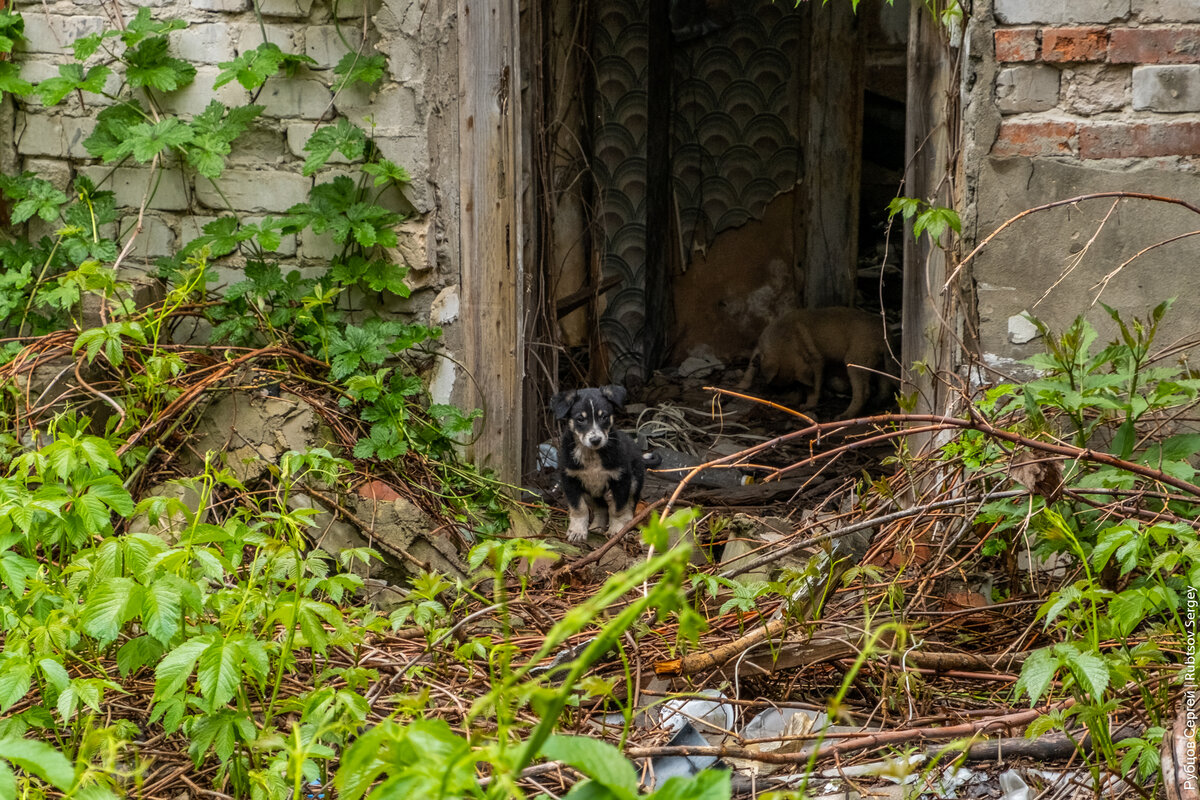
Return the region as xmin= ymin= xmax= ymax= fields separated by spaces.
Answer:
xmin=593 ymin=0 xmax=802 ymax=382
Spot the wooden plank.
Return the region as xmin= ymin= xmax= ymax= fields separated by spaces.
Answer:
xmin=458 ymin=0 xmax=524 ymax=482
xmin=902 ymin=4 xmax=962 ymax=426
xmin=802 ymin=3 xmax=865 ymax=309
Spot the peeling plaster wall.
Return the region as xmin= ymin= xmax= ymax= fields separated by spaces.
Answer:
xmin=962 ymin=0 xmax=1200 ymax=377
xmin=9 ymin=0 xmax=462 ymax=379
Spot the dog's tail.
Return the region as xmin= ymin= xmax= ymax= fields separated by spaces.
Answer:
xmin=641 ymin=451 xmax=662 ymax=469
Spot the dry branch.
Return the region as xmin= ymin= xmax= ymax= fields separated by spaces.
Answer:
xmin=624 ymin=699 xmax=1073 ymax=765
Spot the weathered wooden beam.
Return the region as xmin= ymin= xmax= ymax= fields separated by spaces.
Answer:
xmin=901 ymin=3 xmax=961 ymax=422
xmin=458 ymin=0 xmax=524 ymax=482
xmin=802 ymin=3 xmax=865 ymax=309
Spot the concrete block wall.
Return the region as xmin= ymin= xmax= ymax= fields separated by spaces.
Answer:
xmin=7 ymin=0 xmax=453 ymax=300
xmin=962 ymin=0 xmax=1200 ymax=376
xmin=989 ymin=1 xmax=1200 ymax=158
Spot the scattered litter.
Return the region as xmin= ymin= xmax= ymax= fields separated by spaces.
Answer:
xmin=741 ymin=706 xmax=826 ymax=752
xmin=1000 ymin=769 xmax=1031 ymax=800
xmin=658 ymin=689 xmax=735 ymax=741
xmin=537 ymin=441 xmax=558 ymax=470
xmin=647 ymin=721 xmax=717 ymax=787
xmin=819 ymin=751 xmax=924 ymax=781
xmin=678 ymin=345 xmax=724 ymax=379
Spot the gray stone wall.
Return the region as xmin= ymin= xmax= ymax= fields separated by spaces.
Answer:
xmin=7 ymin=0 xmax=460 ymax=387
xmin=962 ymin=0 xmax=1200 ymax=376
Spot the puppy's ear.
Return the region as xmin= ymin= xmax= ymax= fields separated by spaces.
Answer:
xmin=550 ymin=390 xmax=576 ymax=420
xmin=600 ymin=384 xmax=627 ymax=410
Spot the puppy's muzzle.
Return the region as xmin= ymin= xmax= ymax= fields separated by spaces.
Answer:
xmin=584 ymin=430 xmax=608 ymax=449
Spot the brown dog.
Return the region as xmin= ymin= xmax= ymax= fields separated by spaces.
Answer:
xmin=738 ymin=307 xmax=894 ymax=419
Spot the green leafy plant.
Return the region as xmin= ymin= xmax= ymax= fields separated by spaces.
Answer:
xmin=942 ymin=303 xmax=1200 ymax=794
xmin=886 ymin=196 xmax=962 ymax=247
xmin=337 ymin=510 xmax=727 ymax=800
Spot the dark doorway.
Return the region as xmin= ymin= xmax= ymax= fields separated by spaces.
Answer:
xmin=525 ymin=0 xmax=910 ymax=472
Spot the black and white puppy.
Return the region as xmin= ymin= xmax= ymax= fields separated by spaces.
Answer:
xmin=551 ymin=385 xmax=653 ymax=543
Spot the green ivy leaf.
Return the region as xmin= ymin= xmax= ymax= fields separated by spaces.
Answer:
xmin=215 ymin=43 xmax=315 ymax=90
xmin=335 ymin=723 xmax=395 ymax=800
xmin=142 ymin=578 xmax=183 ymax=646
xmin=196 ymin=636 xmax=242 ymax=710
xmin=651 ymin=770 xmax=731 ymax=800
xmin=284 ymin=175 xmax=404 ymax=247
xmin=39 ymin=659 xmax=70 ymax=694
xmin=0 ymin=737 xmax=75 ymax=790
xmin=0 ymin=8 xmax=26 ymax=55
xmin=1014 ymin=647 xmax=1057 ymax=705
xmin=361 ymin=158 xmax=411 ymax=187
xmin=84 ymin=103 xmax=148 ymax=162
xmin=188 ymin=709 xmax=244 ymax=766
xmin=35 ymin=63 xmax=110 ymax=106
xmin=126 ymin=117 xmax=194 ymax=163
xmin=1060 ymin=645 xmax=1110 ymax=699
xmin=245 ymin=216 xmax=286 ymax=252
xmin=302 ymin=118 xmax=367 ymax=175
xmin=353 ymin=424 xmax=407 ymax=461
xmin=73 ymin=321 xmax=147 ymax=367
xmin=332 ymin=51 xmax=386 ymax=91
xmin=81 ymin=576 xmax=140 ymax=644
xmin=154 ymin=636 xmax=209 ymax=701
xmin=385 ymin=321 xmax=440 ymax=352
xmin=116 ymin=636 xmax=166 ymax=678
xmin=913 ymin=205 xmax=961 ymax=246
xmin=72 ymin=32 xmax=111 ymax=62
xmin=0 ymin=657 xmax=31 ymax=713
xmin=541 ymin=735 xmax=638 ymax=800
xmin=126 ymin=37 xmax=196 ymax=92
xmin=9 ymin=178 xmax=67 ymax=224
xmin=183 ymin=102 xmax=263 ymax=179
xmin=886 ymin=196 xmax=922 ymax=221
xmin=330 ymin=255 xmax=410 ymax=296
xmin=120 ymin=7 xmax=187 ymax=49
xmin=0 ymin=62 xmax=33 ymax=97
xmin=0 ymin=552 xmax=36 ymax=599
xmin=429 ymin=404 xmax=481 ymax=440
xmin=329 ymin=324 xmax=390 ymax=379
xmin=181 ymin=215 xmax=245 ymax=259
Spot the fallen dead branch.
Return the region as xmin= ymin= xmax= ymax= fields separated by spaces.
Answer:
xmin=624 ymin=699 xmax=1074 ymax=765
xmin=2 ymin=317 xmax=1190 ymax=799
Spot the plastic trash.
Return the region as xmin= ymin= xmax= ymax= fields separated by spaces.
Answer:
xmin=658 ymin=689 xmax=735 ymax=739
xmin=741 ymin=707 xmax=825 ymax=753
xmin=1000 ymin=769 xmax=1031 ymax=800
xmin=648 ymin=721 xmax=717 ymax=787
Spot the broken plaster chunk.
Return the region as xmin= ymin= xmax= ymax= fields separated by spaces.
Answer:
xmin=1008 ymin=312 xmax=1041 ymax=345
xmin=430 ymin=285 xmax=459 ymax=325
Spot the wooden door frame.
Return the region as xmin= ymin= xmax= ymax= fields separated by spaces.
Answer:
xmin=458 ymin=0 xmax=528 ymax=483
xmin=902 ymin=3 xmax=962 ymax=422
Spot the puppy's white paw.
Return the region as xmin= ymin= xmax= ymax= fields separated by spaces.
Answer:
xmin=567 ymin=519 xmax=589 ymax=543
xmin=607 ymin=515 xmax=632 ymax=536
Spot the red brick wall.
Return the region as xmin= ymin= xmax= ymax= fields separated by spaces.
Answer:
xmin=990 ymin=7 xmax=1200 ymax=159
